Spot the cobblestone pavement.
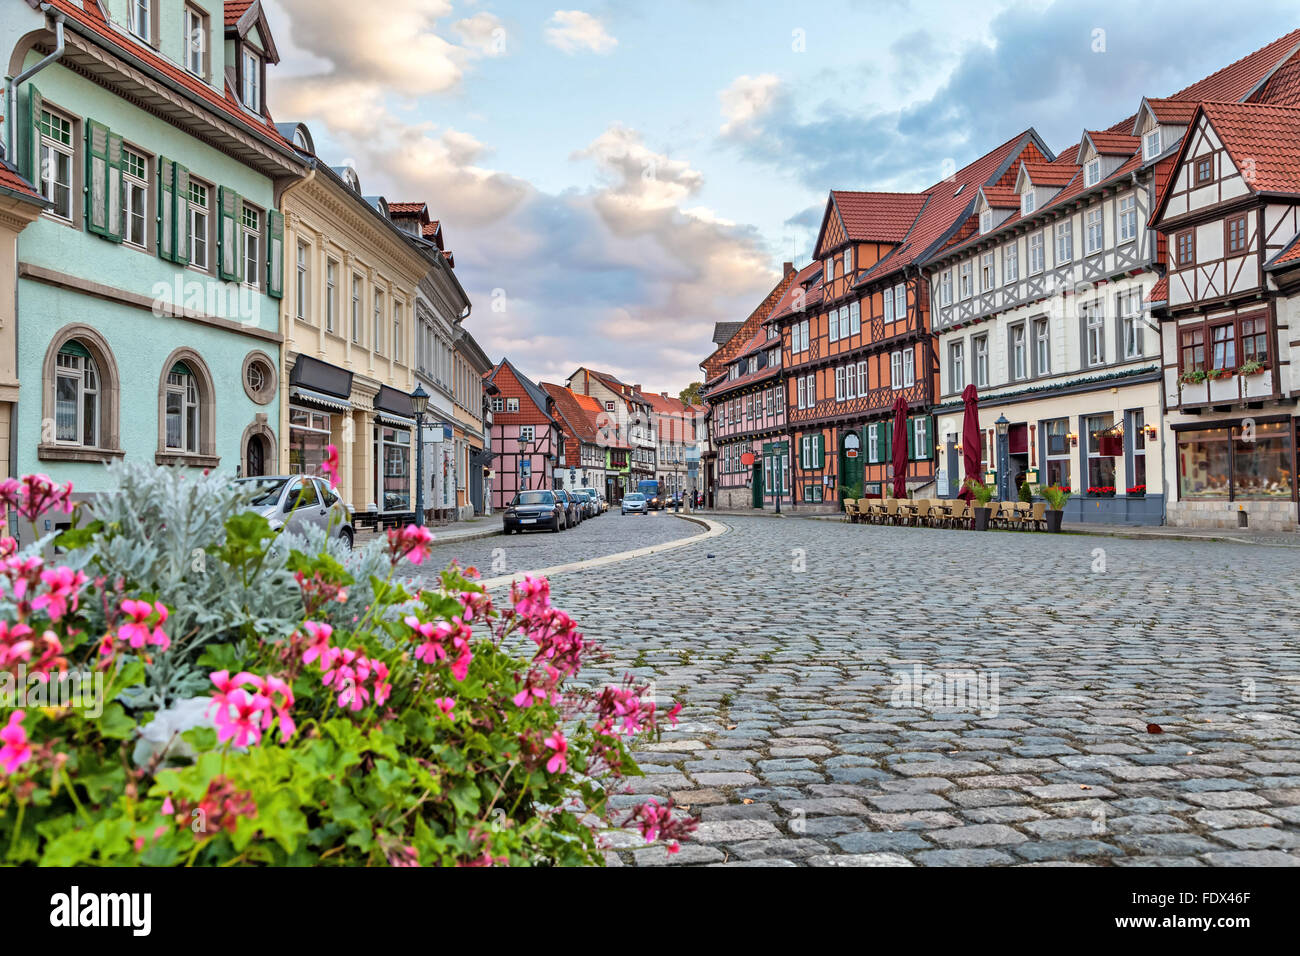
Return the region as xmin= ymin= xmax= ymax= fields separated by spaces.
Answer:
xmin=411 ymin=510 xmax=702 ymax=583
xmin=538 ymin=515 xmax=1300 ymax=867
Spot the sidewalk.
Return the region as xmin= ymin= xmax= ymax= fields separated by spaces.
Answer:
xmin=702 ymin=507 xmax=1300 ymax=547
xmin=355 ymin=515 xmax=501 ymax=547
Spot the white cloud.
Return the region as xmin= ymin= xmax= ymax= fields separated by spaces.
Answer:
xmin=453 ymin=12 xmax=508 ymax=57
xmin=719 ymin=73 xmax=782 ymax=139
xmin=544 ymin=10 xmax=617 ymax=55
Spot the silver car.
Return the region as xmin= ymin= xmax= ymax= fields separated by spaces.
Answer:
xmin=236 ymin=475 xmax=355 ymax=548
xmin=621 ymin=492 xmax=648 ymax=515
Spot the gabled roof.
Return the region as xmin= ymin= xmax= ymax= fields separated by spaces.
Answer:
xmin=389 ymin=202 xmax=430 ymax=220
xmin=1133 ymin=97 xmax=1200 ymax=133
xmin=978 ymin=186 xmax=1020 ymax=209
xmin=766 ymin=260 xmax=823 ymax=324
xmin=1265 ymin=231 xmax=1300 ymax=270
xmin=1198 ymin=101 xmax=1300 ymax=194
xmin=1083 ymin=130 xmax=1140 ymax=156
xmin=1170 ymin=29 xmax=1300 ymax=103
xmin=568 ymin=367 xmax=653 ymax=408
xmin=45 ymin=0 xmax=296 ymax=157
xmin=224 ymin=1 xmax=279 ymax=63
xmin=1018 ymin=160 xmax=1077 ymax=188
xmin=712 ymin=321 xmax=744 ymax=345
xmin=849 ymin=129 xmax=1049 ymax=287
xmin=542 ymin=383 xmax=604 ymax=445
xmin=486 ymin=358 xmax=558 ymax=424
xmin=826 ymin=190 xmax=929 ymax=245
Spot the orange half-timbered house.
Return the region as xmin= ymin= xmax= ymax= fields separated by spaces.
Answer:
xmin=485 ymin=358 xmax=562 ymax=510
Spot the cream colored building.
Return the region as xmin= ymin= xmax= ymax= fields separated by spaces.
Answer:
xmin=275 ymin=133 xmax=432 ymax=524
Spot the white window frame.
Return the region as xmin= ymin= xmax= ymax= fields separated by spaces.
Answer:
xmin=54 ymin=350 xmax=99 ymax=447
xmin=130 ymin=0 xmax=152 ymax=43
xmin=849 ymin=301 xmax=860 ymax=334
xmin=857 ymin=360 xmax=867 ymax=396
xmin=894 ymin=283 xmax=906 ymax=318
xmin=902 ymin=346 xmax=915 ymax=388
xmin=241 ymin=48 xmax=261 ymax=112
xmin=1085 ymin=300 xmax=1105 ymax=366
xmin=188 ymin=179 xmax=210 ymax=271
xmin=37 ymin=107 xmax=74 ymax=222
xmin=941 ymin=270 xmax=952 ymax=305
xmin=974 ymin=334 xmax=989 ymax=387
xmin=883 ymin=285 xmax=894 ymax=321
xmin=980 ymin=252 xmax=995 ymax=291
xmin=183 ymin=4 xmax=206 ymax=77
xmin=1085 ymin=158 xmax=1101 ymax=187
xmin=122 ymin=146 xmax=148 ymax=249
xmin=1119 ymin=194 xmax=1137 ymax=242
xmin=843 ymin=247 xmax=853 ymax=273
xmin=890 ymin=350 xmax=903 ymax=390
xmin=829 ymin=307 xmax=840 ymax=342
xmin=1034 ymin=317 xmax=1050 ymax=375
xmin=1011 ymin=325 xmax=1027 ymax=380
xmin=949 ymin=341 xmax=964 ymax=392
xmin=1003 ymin=242 xmax=1019 ymax=282
xmin=1028 ymin=232 xmax=1045 ymax=274
xmin=296 ymin=240 xmax=310 ymax=320
xmin=1085 ymin=207 xmax=1104 ymax=254
xmin=164 ymin=367 xmax=199 ymax=453
xmin=351 ymin=275 xmax=362 ymax=343
xmin=1121 ymin=290 xmax=1143 ymax=359
xmin=506 ymin=397 xmax=520 ymax=412
xmin=326 ymin=259 xmax=338 ymax=333
xmin=959 ymin=261 xmax=973 ymax=299
xmin=241 ymin=204 xmax=261 ymax=290
xmin=1143 ymin=128 xmax=1161 ymax=161
xmin=373 ymin=290 xmax=385 ymax=356
xmin=1055 ymin=220 xmax=1073 ymax=264
xmin=1022 ymin=190 xmax=1036 ymax=215
xmin=519 ymin=425 xmax=535 ymax=442
xmin=980 ymin=208 xmax=993 ymax=233
xmin=835 ymin=366 xmax=845 ymax=401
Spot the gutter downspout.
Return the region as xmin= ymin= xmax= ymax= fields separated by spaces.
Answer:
xmin=274 ymin=162 xmax=315 ymax=476
xmin=4 ymin=7 xmax=65 ymax=164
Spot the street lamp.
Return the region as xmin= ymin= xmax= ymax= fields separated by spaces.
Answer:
xmin=411 ymin=383 xmax=429 ymax=527
xmin=994 ymin=413 xmax=1011 ymax=501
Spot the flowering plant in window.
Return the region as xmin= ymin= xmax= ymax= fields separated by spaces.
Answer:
xmin=1179 ymin=369 xmax=1207 ymax=385
xmin=1126 ymin=484 xmax=1147 ymax=496
xmin=1086 ymin=485 xmax=1116 ymax=497
xmin=1238 ymin=359 xmax=1266 ymax=376
xmin=0 ymin=468 xmax=692 ymax=866
xmin=1206 ymin=367 xmax=1233 ymax=381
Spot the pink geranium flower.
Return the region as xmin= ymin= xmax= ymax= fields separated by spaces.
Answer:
xmin=31 ymin=566 xmax=86 ymax=622
xmin=321 ymin=444 xmax=341 ymax=489
xmin=117 ymin=599 xmax=170 ymax=650
xmin=0 ymin=711 xmax=32 ymax=774
xmin=544 ymin=731 xmax=568 ymax=774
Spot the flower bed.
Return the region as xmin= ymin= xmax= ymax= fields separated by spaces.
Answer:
xmin=0 ymin=463 xmax=693 ymax=866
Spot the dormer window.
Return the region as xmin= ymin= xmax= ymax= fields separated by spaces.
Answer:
xmin=293 ymin=128 xmax=308 ymax=151
xmin=980 ymin=209 xmax=993 ymax=233
xmin=1085 ymin=158 xmax=1101 ymax=187
xmin=1022 ymin=190 xmax=1036 ymax=215
xmin=241 ymin=48 xmax=262 ymax=112
xmin=183 ymin=4 xmax=206 ymax=77
xmin=1143 ymin=128 xmax=1161 ymax=161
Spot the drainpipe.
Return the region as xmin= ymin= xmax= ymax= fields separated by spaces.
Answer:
xmin=4 ymin=7 xmax=65 ymax=164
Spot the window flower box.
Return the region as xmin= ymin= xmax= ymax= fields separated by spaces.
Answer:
xmin=1126 ymin=484 xmax=1146 ymax=497
xmin=1087 ymin=486 xmax=1116 ymax=497
xmin=1179 ymin=369 xmax=1207 ymax=385
xmin=1206 ymin=367 xmax=1233 ymax=381
xmin=1238 ymin=359 xmax=1268 ymax=377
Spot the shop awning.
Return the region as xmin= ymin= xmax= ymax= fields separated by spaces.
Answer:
xmin=290 ymin=386 xmax=352 ymax=413
xmin=375 ymin=412 xmax=414 ymax=429
xmin=290 ymin=355 xmax=353 ymax=399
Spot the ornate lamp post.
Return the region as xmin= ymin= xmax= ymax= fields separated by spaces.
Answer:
xmin=411 ymin=383 xmax=430 ymax=527
xmin=994 ymin=413 xmax=1011 ymax=502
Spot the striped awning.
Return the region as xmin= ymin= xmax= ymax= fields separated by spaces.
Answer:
xmin=290 ymin=386 xmax=351 ymax=412
xmin=375 ymin=412 xmax=414 ymax=429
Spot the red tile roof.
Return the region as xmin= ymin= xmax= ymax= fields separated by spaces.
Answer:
xmin=1144 ymin=276 xmax=1168 ymax=305
xmin=766 ymin=261 xmax=823 ymax=323
xmin=1266 ymin=234 xmax=1300 ymax=268
xmin=1020 ymin=160 xmax=1077 ymax=187
xmin=388 ymin=201 xmax=428 ymax=216
xmin=980 ymin=186 xmax=1019 ymax=208
xmin=47 ymin=0 xmax=295 ymax=154
xmin=1085 ymin=130 xmax=1140 ymax=155
xmin=1200 ymin=101 xmax=1300 ymax=194
xmin=831 ymin=190 xmax=929 ymax=243
xmin=1171 ymin=29 xmax=1300 ymax=102
xmin=542 ymin=383 xmax=603 ymax=445
xmin=0 ymin=159 xmax=44 ymax=203
xmin=1141 ymin=97 xmax=1201 ymax=126
xmin=1253 ymin=50 xmax=1300 ymax=107
xmin=225 ymin=1 xmax=255 ymax=27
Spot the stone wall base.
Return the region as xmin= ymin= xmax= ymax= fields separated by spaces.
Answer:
xmin=1167 ymin=499 xmax=1298 ymax=532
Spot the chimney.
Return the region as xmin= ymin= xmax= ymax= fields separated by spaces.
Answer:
xmin=783 ymin=261 xmax=794 ymax=277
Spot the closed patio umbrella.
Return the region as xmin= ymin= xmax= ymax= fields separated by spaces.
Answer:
xmin=959 ymin=383 xmax=981 ymax=501
xmin=891 ymin=395 xmax=908 ymax=499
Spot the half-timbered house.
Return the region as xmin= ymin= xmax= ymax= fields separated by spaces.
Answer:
xmin=1151 ymin=101 xmax=1300 ymax=531
xmin=542 ymin=382 xmax=608 ymax=498
xmin=565 ymin=366 xmax=656 ymax=497
xmin=485 ymin=358 xmax=560 ymax=510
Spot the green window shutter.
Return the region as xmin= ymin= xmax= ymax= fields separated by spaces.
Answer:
xmin=923 ymin=416 xmax=934 ymax=459
xmin=24 ymin=84 xmax=42 ymax=183
xmin=817 ymin=433 xmax=826 ymax=467
xmin=907 ymin=417 xmax=916 ymax=460
xmin=173 ymin=163 xmax=190 ymax=265
xmin=265 ymin=208 xmax=284 ymax=298
xmin=886 ymin=422 xmax=893 ymax=458
xmin=85 ymin=119 xmax=122 ymax=241
xmin=217 ymin=186 xmax=242 ymax=281
xmin=157 ymin=157 xmax=175 ymax=261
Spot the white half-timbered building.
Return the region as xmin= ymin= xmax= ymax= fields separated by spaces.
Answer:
xmin=1151 ymin=101 xmax=1300 ymax=531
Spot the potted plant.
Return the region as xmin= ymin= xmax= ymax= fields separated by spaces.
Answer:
xmin=1127 ymin=484 xmax=1146 ymax=497
xmin=1040 ymin=484 xmax=1070 ymax=533
xmin=1207 ymin=367 xmax=1233 ymax=381
xmin=1179 ymin=368 xmax=1208 ymax=385
xmin=1239 ymin=358 xmax=1267 ymax=376
xmin=1087 ymin=485 xmax=1116 ymax=497
xmin=965 ymin=477 xmax=995 ymax=530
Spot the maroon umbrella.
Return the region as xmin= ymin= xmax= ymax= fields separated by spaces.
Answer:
xmin=891 ymin=395 xmax=909 ymax=499
xmin=959 ymin=383 xmax=981 ymax=501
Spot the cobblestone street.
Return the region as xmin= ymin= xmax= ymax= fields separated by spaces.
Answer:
xmin=491 ymin=514 xmax=1300 ymax=867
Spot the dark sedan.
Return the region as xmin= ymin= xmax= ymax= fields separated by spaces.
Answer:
xmin=502 ymin=490 xmax=564 ymax=533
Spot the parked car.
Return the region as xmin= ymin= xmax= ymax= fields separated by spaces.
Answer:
xmin=235 ymin=475 xmax=355 ymax=548
xmin=621 ymin=492 xmax=648 ymax=515
xmin=502 ymin=489 xmax=565 ymax=533
xmin=577 ymin=488 xmax=599 ymax=518
xmin=555 ymin=488 xmax=582 ymax=526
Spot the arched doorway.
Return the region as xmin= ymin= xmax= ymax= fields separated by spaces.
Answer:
xmin=246 ymin=434 xmax=268 ymax=477
xmin=840 ymin=430 xmax=864 ymax=503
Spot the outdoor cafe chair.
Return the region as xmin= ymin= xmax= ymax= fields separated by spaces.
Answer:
xmin=844 ymin=499 xmax=859 ymax=523
xmin=1029 ymin=501 xmax=1047 ymax=531
xmin=912 ymin=499 xmax=932 ymax=527
xmin=883 ymin=498 xmax=901 ymax=525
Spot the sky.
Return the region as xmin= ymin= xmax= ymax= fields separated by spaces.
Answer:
xmin=261 ymin=0 xmax=1299 ymax=395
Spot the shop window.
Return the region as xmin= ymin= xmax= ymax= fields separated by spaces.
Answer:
xmin=1085 ymin=414 xmax=1116 ymax=489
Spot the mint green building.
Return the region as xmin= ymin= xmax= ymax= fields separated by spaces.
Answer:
xmin=2 ymin=0 xmax=302 ymax=516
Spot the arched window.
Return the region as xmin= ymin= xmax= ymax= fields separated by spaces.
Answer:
xmin=54 ymin=342 xmax=99 ymax=447
xmin=155 ymin=349 xmax=217 ymax=465
xmin=164 ymin=363 xmax=200 ymax=453
xmin=40 ymin=325 xmax=122 ymax=462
